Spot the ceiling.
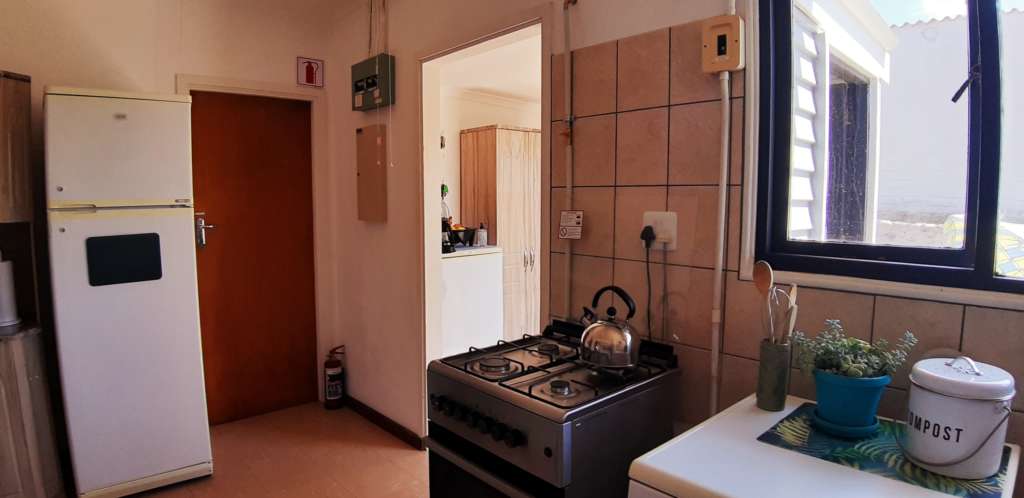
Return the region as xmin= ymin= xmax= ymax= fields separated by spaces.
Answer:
xmin=438 ymin=25 xmax=542 ymax=103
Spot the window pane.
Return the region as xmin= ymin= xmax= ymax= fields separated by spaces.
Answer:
xmin=787 ymin=1 xmax=970 ymax=248
xmin=997 ymin=1 xmax=1024 ymax=279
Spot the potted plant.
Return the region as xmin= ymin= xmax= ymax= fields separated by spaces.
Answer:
xmin=792 ymin=320 xmax=917 ymax=437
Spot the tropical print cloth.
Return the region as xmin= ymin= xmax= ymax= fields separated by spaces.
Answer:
xmin=944 ymin=215 xmax=1024 ymax=278
xmin=757 ymin=403 xmax=1012 ymax=498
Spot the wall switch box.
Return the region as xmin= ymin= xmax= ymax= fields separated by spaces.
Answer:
xmin=642 ymin=211 xmax=677 ymax=250
xmin=352 ymin=53 xmax=395 ymax=111
xmin=701 ymin=15 xmax=745 ymax=73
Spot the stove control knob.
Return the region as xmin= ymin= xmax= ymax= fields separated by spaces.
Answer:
xmin=429 ymin=394 xmax=443 ymax=410
xmin=479 ymin=417 xmax=495 ymax=435
xmin=456 ymin=405 xmax=470 ymax=421
xmin=504 ymin=429 xmax=525 ymax=448
xmin=469 ymin=412 xmax=482 ymax=428
xmin=443 ymin=400 xmax=458 ymax=417
xmin=491 ymin=423 xmax=508 ymax=442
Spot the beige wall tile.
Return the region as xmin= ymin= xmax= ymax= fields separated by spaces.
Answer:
xmin=664 ymin=265 xmax=714 ymax=348
xmin=614 ymin=259 xmax=665 ymax=340
xmin=571 ymin=255 xmax=614 ymax=322
xmin=873 ymin=297 xmax=964 ymax=389
xmin=573 ymin=41 xmax=617 ymax=117
xmin=551 ymin=121 xmax=568 ymax=187
xmin=719 ymin=354 xmax=758 ymax=410
xmin=730 ymin=99 xmax=743 ymax=185
xmin=794 ymin=289 xmax=874 ymax=341
xmin=573 ymin=115 xmax=616 ymax=186
xmin=1009 ymin=410 xmax=1024 ymax=446
xmin=552 ymin=53 xmax=566 ymax=121
xmin=668 ymin=101 xmax=742 ymax=186
xmin=731 ymin=70 xmax=746 ymax=98
xmin=723 ymin=272 xmax=764 ymax=359
xmin=617 ymin=108 xmax=669 ymax=186
xmin=727 ymin=186 xmax=740 ymax=271
xmin=789 ymin=368 xmax=816 ymax=400
xmin=666 ymin=186 xmax=718 ymax=268
xmin=877 ymin=387 xmax=908 ymax=420
xmin=675 ymin=344 xmax=712 ymax=426
xmin=617 ymin=28 xmax=670 ymax=112
xmin=550 ymin=252 xmax=567 ymax=318
xmin=571 ymin=187 xmax=614 ymax=257
xmin=669 ymin=21 xmax=719 ymax=105
xmin=551 ymin=188 xmax=568 ymax=253
xmin=962 ymin=306 xmax=1024 ymax=411
xmin=614 ymin=186 xmax=667 ymax=261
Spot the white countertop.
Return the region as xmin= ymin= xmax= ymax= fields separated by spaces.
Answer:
xmin=629 ymin=394 xmax=1020 ymax=498
xmin=441 ymin=245 xmax=502 ymax=259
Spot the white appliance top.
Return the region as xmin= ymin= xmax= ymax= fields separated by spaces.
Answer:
xmin=45 ymin=86 xmax=191 ymax=103
xmin=45 ymin=88 xmax=194 ymax=208
xmin=628 ymin=395 xmax=1021 ymax=498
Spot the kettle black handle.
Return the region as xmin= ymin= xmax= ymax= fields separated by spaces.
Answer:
xmin=591 ymin=285 xmax=636 ymax=320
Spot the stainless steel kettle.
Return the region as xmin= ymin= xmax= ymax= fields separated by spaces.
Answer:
xmin=580 ymin=286 xmax=639 ymax=369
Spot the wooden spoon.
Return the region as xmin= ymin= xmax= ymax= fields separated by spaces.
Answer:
xmin=753 ymin=260 xmax=775 ymax=342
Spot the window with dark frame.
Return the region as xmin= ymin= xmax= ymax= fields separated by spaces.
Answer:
xmin=756 ymin=0 xmax=1023 ymax=293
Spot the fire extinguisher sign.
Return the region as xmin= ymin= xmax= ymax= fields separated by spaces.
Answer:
xmin=296 ymin=57 xmax=325 ymax=88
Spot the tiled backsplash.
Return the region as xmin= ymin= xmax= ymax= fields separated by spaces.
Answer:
xmin=546 ymin=21 xmax=1024 ymax=470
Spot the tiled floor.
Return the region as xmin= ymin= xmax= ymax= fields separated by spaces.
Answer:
xmin=141 ymin=403 xmax=428 ymax=497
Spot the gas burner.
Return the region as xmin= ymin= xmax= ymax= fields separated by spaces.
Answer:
xmin=535 ymin=343 xmax=560 ymax=356
xmin=549 ymin=380 xmax=573 ymax=396
xmin=479 ymin=356 xmax=512 ymax=373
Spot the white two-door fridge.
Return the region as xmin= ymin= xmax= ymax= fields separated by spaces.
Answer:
xmin=44 ymin=87 xmax=212 ymax=497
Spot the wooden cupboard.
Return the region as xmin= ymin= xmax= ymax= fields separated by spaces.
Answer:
xmin=0 ymin=72 xmax=32 ymax=223
xmin=459 ymin=125 xmax=541 ymax=339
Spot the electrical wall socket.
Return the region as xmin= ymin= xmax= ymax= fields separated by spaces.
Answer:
xmin=642 ymin=211 xmax=677 ymax=250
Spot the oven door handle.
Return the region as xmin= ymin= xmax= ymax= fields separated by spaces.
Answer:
xmin=424 ymin=437 xmax=535 ymax=498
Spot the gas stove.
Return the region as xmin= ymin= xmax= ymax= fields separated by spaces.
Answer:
xmin=426 ymin=321 xmax=679 ymax=498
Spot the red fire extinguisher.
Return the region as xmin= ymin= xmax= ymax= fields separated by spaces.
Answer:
xmin=324 ymin=345 xmax=345 ymax=410
xmin=304 ymin=61 xmax=318 ymax=85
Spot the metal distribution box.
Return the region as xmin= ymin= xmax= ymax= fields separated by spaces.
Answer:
xmin=351 ymin=53 xmax=395 ymax=111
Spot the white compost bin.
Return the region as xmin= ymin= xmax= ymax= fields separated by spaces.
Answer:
xmin=904 ymin=356 xmax=1015 ymax=479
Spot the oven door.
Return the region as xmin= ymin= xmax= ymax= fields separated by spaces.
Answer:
xmin=426 ymin=422 xmax=566 ymax=498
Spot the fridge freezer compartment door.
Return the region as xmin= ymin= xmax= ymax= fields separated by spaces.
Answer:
xmin=45 ymin=93 xmax=193 ymax=207
xmin=48 ymin=208 xmax=211 ymax=494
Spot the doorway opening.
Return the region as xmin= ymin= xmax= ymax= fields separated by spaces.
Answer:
xmin=422 ymin=24 xmax=543 ymax=364
xmin=190 ymin=91 xmax=317 ymax=425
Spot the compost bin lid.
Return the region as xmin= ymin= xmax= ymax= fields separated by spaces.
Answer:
xmin=910 ymin=356 xmax=1015 ymax=401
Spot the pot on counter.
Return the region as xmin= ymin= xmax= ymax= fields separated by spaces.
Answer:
xmin=903 ymin=356 xmax=1015 ymax=479
xmin=580 ymin=286 xmax=639 ymax=369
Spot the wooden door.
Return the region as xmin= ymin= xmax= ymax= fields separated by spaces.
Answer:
xmin=190 ymin=91 xmax=316 ymax=425
xmin=460 ymin=127 xmax=497 ymax=242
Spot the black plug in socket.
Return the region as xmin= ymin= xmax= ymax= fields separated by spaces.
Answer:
xmin=640 ymin=225 xmax=656 ymax=249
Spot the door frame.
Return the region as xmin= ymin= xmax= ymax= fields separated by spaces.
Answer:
xmin=174 ymin=74 xmax=330 ymax=400
xmin=416 ymin=7 xmax=553 ymax=400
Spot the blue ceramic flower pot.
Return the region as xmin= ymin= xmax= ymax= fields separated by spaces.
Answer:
xmin=814 ymin=370 xmax=890 ymax=428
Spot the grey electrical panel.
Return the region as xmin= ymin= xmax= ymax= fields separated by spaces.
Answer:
xmin=352 ymin=53 xmax=395 ymax=111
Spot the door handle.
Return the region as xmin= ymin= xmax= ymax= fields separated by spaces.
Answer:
xmin=529 ymin=251 xmax=535 ymax=270
xmin=195 ymin=215 xmax=217 ymax=249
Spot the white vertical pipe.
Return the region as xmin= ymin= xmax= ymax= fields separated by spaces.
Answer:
xmin=562 ymin=1 xmax=575 ymax=319
xmin=709 ymin=70 xmax=731 ymax=416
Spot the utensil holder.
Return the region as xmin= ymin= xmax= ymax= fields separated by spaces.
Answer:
xmin=757 ymin=339 xmax=791 ymax=411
